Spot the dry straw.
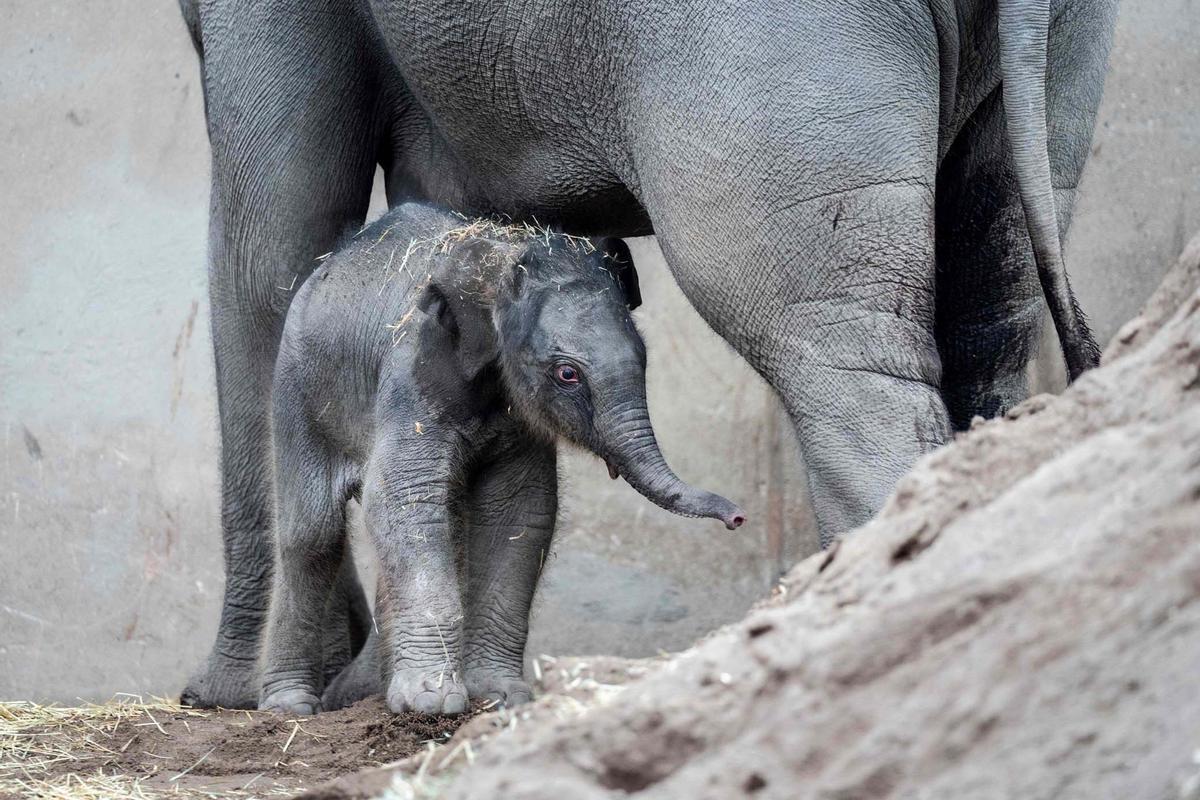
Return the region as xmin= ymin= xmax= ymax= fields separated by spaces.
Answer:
xmin=372 ymin=215 xmax=599 ymax=346
xmin=0 ymin=695 xmax=284 ymax=799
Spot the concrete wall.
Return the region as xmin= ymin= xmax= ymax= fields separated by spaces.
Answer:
xmin=1 ymin=0 xmax=1195 ymax=702
xmin=1033 ymin=0 xmax=1200 ymax=392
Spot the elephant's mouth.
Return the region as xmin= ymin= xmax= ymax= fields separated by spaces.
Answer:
xmin=605 ymin=458 xmax=620 ymax=480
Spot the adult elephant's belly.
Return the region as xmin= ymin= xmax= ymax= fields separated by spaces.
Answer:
xmin=370 ymin=1 xmax=649 ymax=235
xmin=386 ymin=106 xmax=651 ymax=237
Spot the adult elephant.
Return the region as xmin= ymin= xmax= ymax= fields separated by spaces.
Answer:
xmin=177 ymin=0 xmax=1118 ymax=708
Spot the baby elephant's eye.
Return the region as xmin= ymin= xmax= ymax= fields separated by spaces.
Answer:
xmin=554 ymin=363 xmax=581 ymax=385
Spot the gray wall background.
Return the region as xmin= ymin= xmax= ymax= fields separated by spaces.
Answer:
xmin=1 ymin=1 xmax=1195 ymax=702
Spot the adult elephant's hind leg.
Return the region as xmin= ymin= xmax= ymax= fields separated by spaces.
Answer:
xmin=181 ymin=9 xmax=380 ymax=708
xmin=653 ymin=179 xmax=948 ymax=547
xmin=633 ymin=3 xmax=948 ymax=544
xmin=770 ymin=186 xmax=948 ymax=544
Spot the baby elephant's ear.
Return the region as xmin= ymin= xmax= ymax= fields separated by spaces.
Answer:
xmin=601 ymin=237 xmax=641 ymax=310
xmin=419 ymin=248 xmax=501 ymax=381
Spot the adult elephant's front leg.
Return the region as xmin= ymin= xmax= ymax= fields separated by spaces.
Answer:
xmin=180 ymin=6 xmax=380 ymax=708
xmin=462 ymin=440 xmax=557 ymax=708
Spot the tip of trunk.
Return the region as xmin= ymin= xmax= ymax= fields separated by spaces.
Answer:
xmin=604 ymin=457 xmax=746 ymax=530
xmin=644 ymin=481 xmax=747 ymax=530
xmin=706 ymin=494 xmax=747 ymax=530
xmin=661 ymin=487 xmax=745 ymax=530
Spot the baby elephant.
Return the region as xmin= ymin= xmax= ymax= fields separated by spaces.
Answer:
xmin=260 ymin=202 xmax=745 ymax=716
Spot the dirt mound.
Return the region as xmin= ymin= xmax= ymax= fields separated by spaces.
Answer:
xmin=0 ymin=696 xmax=474 ymax=798
xmin=313 ymin=234 xmax=1199 ymax=799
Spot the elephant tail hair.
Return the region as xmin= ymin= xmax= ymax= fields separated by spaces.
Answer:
xmin=997 ymin=0 xmax=1101 ymax=381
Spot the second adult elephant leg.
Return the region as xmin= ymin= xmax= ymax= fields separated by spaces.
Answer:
xmin=937 ymin=0 xmax=1118 ymax=426
xmin=936 ymin=89 xmax=1044 ymax=429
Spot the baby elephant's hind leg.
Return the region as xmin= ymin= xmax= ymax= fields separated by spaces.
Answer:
xmin=463 ymin=441 xmax=557 ymax=708
xmin=260 ymin=436 xmax=352 ymax=715
xmin=323 ymin=626 xmax=383 ymax=710
xmin=320 ymin=550 xmax=372 ymax=689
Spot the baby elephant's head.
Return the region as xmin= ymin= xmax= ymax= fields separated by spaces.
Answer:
xmin=420 ymin=227 xmax=743 ymax=529
xmin=444 ymin=230 xmax=744 ymax=530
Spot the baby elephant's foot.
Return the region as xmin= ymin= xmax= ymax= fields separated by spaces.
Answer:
xmin=466 ymin=669 xmax=533 ymax=708
xmin=323 ymin=629 xmax=383 ymax=711
xmin=387 ymin=669 xmax=468 ymax=715
xmin=260 ymin=688 xmax=322 ymax=716
xmin=323 ymin=659 xmax=382 ymax=711
xmin=180 ymin=653 xmax=259 ymax=709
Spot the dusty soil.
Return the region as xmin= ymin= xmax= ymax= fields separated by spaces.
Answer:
xmin=0 ymin=697 xmax=475 ymax=798
xmin=0 ymin=656 xmax=650 ymax=799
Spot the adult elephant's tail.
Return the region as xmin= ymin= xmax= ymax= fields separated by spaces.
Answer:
xmin=997 ymin=0 xmax=1101 ymax=381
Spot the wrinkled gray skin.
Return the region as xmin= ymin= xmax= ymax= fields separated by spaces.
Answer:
xmin=260 ymin=203 xmax=745 ymax=715
xmin=177 ymin=0 xmax=1119 ymax=708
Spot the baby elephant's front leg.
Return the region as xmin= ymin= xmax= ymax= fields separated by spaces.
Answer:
xmin=463 ymin=441 xmax=557 ymax=708
xmin=363 ymin=429 xmax=468 ymax=715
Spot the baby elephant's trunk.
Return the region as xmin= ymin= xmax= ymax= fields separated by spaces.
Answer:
xmin=599 ymin=400 xmax=745 ymax=531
